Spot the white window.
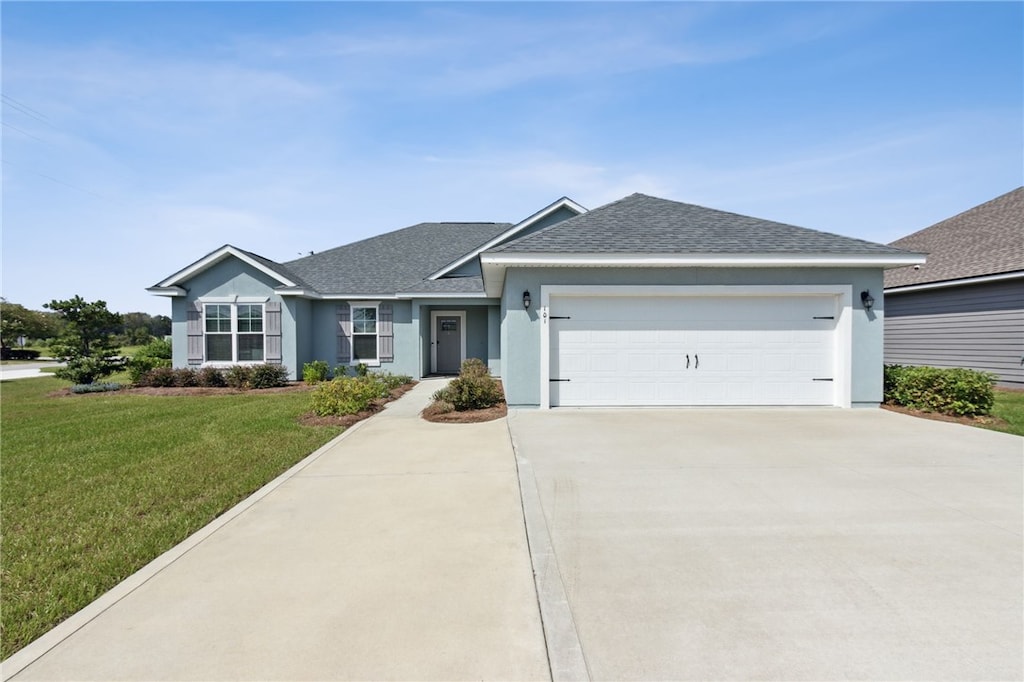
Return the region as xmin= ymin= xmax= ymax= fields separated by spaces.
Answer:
xmin=351 ymin=305 xmax=378 ymax=362
xmin=204 ymin=303 xmax=264 ymax=363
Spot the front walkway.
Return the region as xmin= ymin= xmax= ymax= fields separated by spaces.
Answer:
xmin=4 ymin=379 xmax=548 ymax=681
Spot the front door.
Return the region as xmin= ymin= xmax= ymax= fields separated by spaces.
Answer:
xmin=434 ymin=314 xmax=463 ymax=374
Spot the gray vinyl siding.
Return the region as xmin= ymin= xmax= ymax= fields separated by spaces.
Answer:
xmin=884 ymin=278 xmax=1024 ymax=387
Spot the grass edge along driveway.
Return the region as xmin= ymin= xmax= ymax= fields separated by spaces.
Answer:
xmin=1 ymin=378 xmax=343 ymax=660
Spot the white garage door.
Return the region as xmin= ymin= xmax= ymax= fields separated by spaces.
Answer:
xmin=549 ymin=294 xmax=838 ymax=407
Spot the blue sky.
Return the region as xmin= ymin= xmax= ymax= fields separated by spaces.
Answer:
xmin=2 ymin=1 xmax=1021 ymax=315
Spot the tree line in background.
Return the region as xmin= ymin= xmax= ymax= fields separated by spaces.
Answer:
xmin=0 ymin=298 xmax=170 ymax=351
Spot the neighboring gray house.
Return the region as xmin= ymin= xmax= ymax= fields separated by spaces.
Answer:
xmin=884 ymin=187 xmax=1023 ymax=387
xmin=149 ymin=193 xmax=923 ymax=408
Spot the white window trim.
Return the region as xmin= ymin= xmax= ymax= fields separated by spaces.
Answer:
xmin=537 ymin=284 xmax=852 ymax=410
xmin=202 ymin=302 xmax=267 ymax=365
xmin=349 ymin=303 xmax=381 ymax=367
xmin=430 ymin=310 xmax=466 ymax=374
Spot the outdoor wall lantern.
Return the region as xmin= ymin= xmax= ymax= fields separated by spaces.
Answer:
xmin=860 ymin=290 xmax=875 ymax=310
xmin=522 ymin=290 xmax=532 ymax=309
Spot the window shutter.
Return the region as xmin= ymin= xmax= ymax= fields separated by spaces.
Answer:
xmin=265 ymin=302 xmax=282 ymax=364
xmin=187 ymin=301 xmax=204 ymax=365
xmin=337 ymin=304 xmax=351 ymax=363
xmin=379 ymin=303 xmax=394 ymax=362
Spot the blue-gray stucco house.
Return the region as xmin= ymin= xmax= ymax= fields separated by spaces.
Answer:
xmin=149 ymin=193 xmax=925 ymax=408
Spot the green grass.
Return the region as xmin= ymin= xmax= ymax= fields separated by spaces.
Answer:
xmin=0 ymin=378 xmax=343 ymax=660
xmin=985 ymin=389 xmax=1024 ymax=436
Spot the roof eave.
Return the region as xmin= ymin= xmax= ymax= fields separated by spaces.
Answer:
xmin=154 ymin=245 xmax=297 ymax=289
xmin=480 ymin=252 xmax=928 ymax=298
xmin=426 ymin=197 xmax=587 ymax=280
xmin=884 ymin=269 xmax=1024 ymax=294
xmin=146 ymin=286 xmax=187 ymax=297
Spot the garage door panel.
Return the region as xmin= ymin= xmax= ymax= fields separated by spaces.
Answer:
xmin=550 ymin=294 xmax=838 ymax=407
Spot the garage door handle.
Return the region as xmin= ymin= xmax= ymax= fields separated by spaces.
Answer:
xmin=550 ymin=378 xmax=570 ymax=382
xmin=695 ymin=354 xmax=699 ymax=369
xmin=686 ymin=354 xmax=690 ymax=368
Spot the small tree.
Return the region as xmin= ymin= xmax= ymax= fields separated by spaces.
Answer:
xmin=45 ymin=296 xmax=123 ymax=384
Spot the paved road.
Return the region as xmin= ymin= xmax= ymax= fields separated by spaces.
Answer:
xmin=0 ymin=361 xmax=62 ymax=381
xmin=510 ymin=407 xmax=1023 ymax=681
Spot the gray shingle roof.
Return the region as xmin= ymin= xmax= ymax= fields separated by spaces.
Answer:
xmin=235 ymin=246 xmax=311 ymax=288
xmin=283 ymin=222 xmax=511 ymax=295
xmin=398 ymin=276 xmax=488 ymax=294
xmin=885 ymin=187 xmax=1024 ymax=288
xmin=490 ymin=193 xmax=916 ymax=256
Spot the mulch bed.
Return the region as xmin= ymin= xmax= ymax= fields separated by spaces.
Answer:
xmin=881 ymin=403 xmax=1009 ymax=429
xmin=421 ymin=402 xmax=508 ymax=423
xmin=51 ymin=381 xmax=422 ymax=432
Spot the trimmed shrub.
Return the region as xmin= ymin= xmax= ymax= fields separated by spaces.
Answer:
xmin=376 ymin=371 xmax=413 ymax=392
xmin=303 ymin=360 xmax=330 ymax=384
xmin=127 ymin=356 xmax=171 ymax=384
xmin=137 ymin=366 xmax=176 ymax=387
xmin=70 ymin=382 xmax=122 ymax=394
xmin=172 ymin=367 xmax=198 ymax=387
xmin=310 ymin=376 xmax=387 ymax=416
xmin=196 ymin=366 xmax=226 ymax=387
xmin=249 ymin=363 xmax=289 ymax=389
xmin=127 ymin=339 xmax=173 ymax=384
xmin=883 ymin=364 xmax=995 ymax=416
xmin=432 ymin=358 xmax=503 ymax=411
xmin=1 ymin=348 xmax=41 ymax=361
xmin=225 ymin=365 xmax=253 ymax=389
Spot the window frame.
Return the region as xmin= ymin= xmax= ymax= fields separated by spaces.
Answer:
xmin=350 ymin=303 xmax=380 ymax=366
xmin=202 ymin=302 xmax=266 ymax=365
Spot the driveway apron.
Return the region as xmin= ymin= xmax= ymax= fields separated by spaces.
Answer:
xmin=5 ymin=379 xmax=549 ymax=682
xmin=509 ymin=407 xmax=1023 ymax=681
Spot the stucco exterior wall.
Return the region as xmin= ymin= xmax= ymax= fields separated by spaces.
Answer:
xmin=170 ymin=257 xmax=300 ymax=378
xmin=501 ymin=266 xmax=884 ymax=407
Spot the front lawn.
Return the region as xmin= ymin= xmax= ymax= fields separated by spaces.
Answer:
xmin=987 ymin=388 xmax=1024 ymax=436
xmin=0 ymin=378 xmax=343 ymax=660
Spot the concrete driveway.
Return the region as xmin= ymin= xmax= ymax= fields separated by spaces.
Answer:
xmin=5 ymin=380 xmax=548 ymax=682
xmin=508 ymin=408 xmax=1023 ymax=681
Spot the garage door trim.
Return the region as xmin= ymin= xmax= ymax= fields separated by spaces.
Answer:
xmin=539 ymin=284 xmax=853 ymax=409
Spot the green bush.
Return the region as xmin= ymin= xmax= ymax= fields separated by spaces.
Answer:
xmin=376 ymin=371 xmax=413 ymax=392
xmin=197 ymin=366 xmax=226 ymax=387
xmin=310 ymin=376 xmax=387 ymax=416
xmin=225 ymin=365 xmax=253 ymax=389
xmin=137 ymin=366 xmax=176 ymax=387
xmin=171 ymin=368 xmax=198 ymax=387
xmin=883 ymin=364 xmax=996 ymax=416
xmin=249 ymin=364 xmax=289 ymax=389
xmin=432 ymin=358 xmax=502 ymax=411
xmin=126 ymin=339 xmax=174 ymax=385
xmin=303 ymin=361 xmax=330 ymax=384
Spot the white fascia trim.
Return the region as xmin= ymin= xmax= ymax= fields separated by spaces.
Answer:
xmin=426 ymin=197 xmax=588 ymax=280
xmin=146 ymin=286 xmax=187 ymax=297
xmin=155 ymin=246 xmax=297 ymax=288
xmin=482 ymin=252 xmax=926 ymax=268
xmin=275 ymin=287 xmax=322 ymax=299
xmin=884 ymin=270 xmax=1024 ymax=294
xmin=197 ymin=296 xmax=269 ymax=304
xmin=396 ymin=292 xmax=490 ymax=299
xmin=480 ymin=252 xmax=925 ymax=298
xmin=310 ymin=294 xmax=399 ymax=300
